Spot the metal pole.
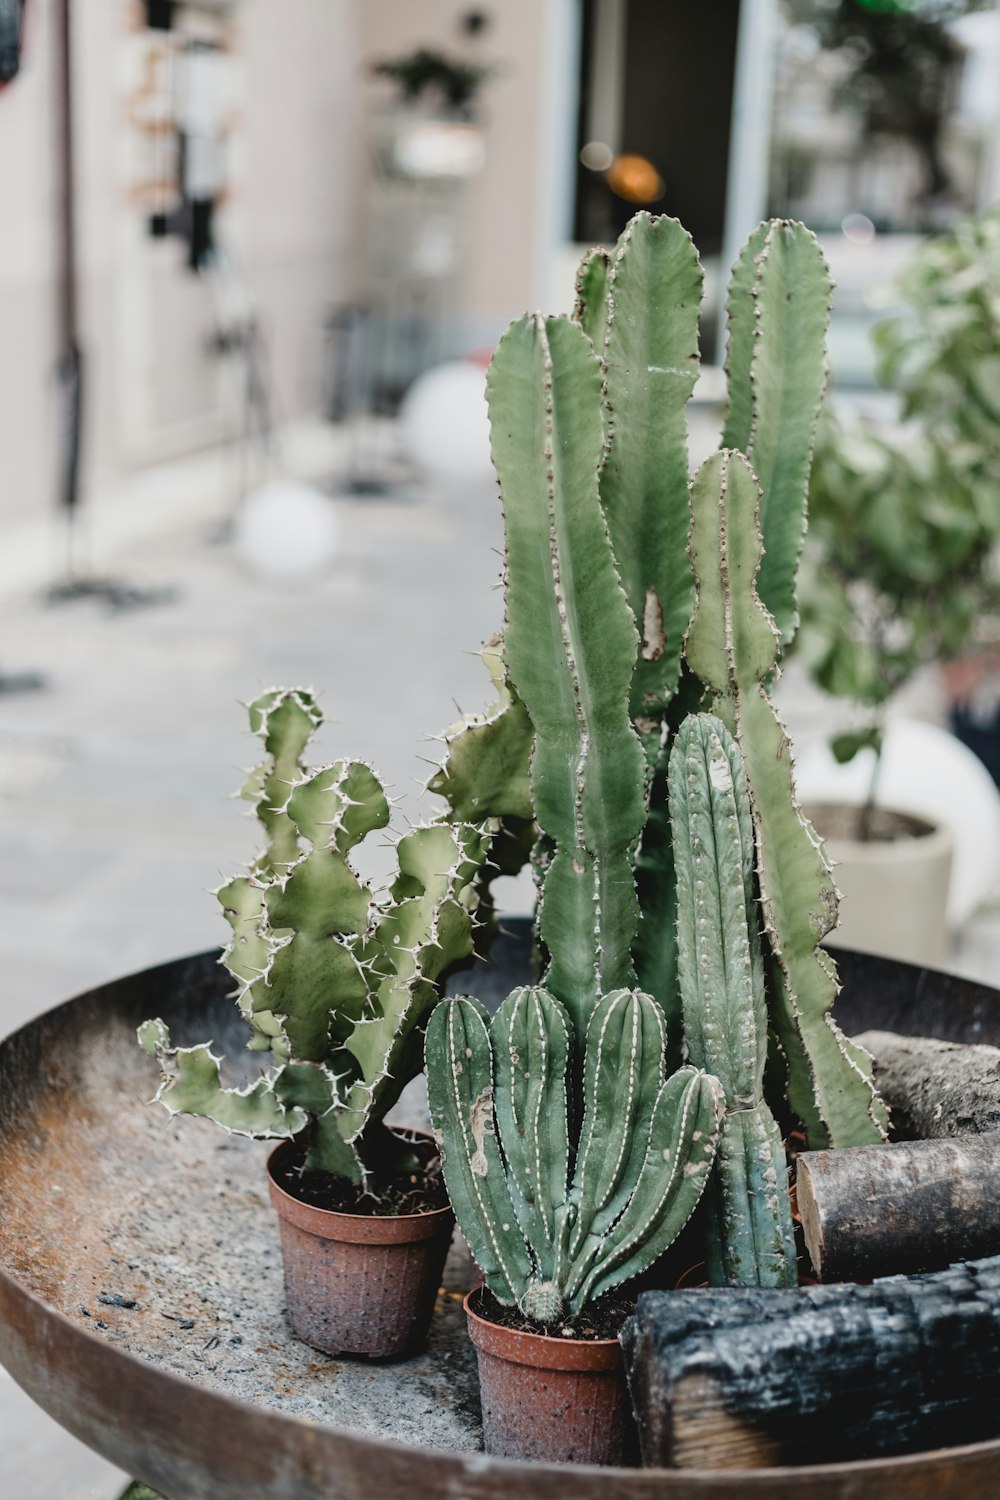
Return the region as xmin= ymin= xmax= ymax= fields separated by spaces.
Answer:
xmin=53 ymin=0 xmax=84 ymax=553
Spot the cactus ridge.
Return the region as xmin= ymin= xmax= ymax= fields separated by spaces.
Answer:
xmin=427 ymin=986 xmax=724 ymax=1324
xmin=670 ymin=711 xmax=797 ymax=1286
xmin=142 ymin=692 xmax=483 ymax=1185
xmin=486 ymin=313 xmax=647 ymax=1034
xmin=685 ymin=453 xmax=888 ymax=1148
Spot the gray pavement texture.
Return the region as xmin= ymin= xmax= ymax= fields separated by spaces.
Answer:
xmin=2 ymin=429 xmax=1000 ymax=1497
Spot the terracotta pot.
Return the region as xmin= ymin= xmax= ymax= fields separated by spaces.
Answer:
xmin=806 ymin=803 xmax=954 ymax=969
xmin=465 ymin=1290 xmax=636 ymax=1465
xmin=267 ymin=1140 xmax=454 ymax=1361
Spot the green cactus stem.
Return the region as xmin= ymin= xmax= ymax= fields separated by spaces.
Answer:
xmin=686 ymin=450 xmax=888 ymax=1148
xmin=486 ymin=313 xmax=647 ymax=1035
xmin=670 ymin=712 xmax=797 ymax=1286
xmin=721 ymin=220 xmax=833 ymax=652
xmin=427 ymin=986 xmax=724 ymax=1323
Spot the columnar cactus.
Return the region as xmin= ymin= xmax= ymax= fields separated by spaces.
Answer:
xmin=427 ymin=210 xmax=888 ymax=1297
xmin=686 ymin=452 xmax=889 ymax=1147
xmin=140 ymin=690 xmax=486 ymax=1185
xmin=427 ymin=987 xmax=723 ymax=1323
xmin=486 ymin=312 xmax=648 ymax=1037
xmin=670 ymin=713 xmax=797 ymax=1286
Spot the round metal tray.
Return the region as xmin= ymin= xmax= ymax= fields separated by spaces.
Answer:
xmin=1 ymin=931 xmax=999 ymax=1499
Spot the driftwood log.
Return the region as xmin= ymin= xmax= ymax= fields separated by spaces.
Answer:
xmin=858 ymin=1029 xmax=1000 ymax=1138
xmin=621 ymin=1255 xmax=1000 ymax=1469
xmin=797 ymin=1132 xmax=1000 ymax=1280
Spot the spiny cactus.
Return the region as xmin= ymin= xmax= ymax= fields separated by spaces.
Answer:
xmin=426 ymin=987 xmax=723 ymax=1323
xmin=686 ymin=452 xmax=888 ymax=1148
xmin=670 ymin=712 xmax=797 ymax=1286
xmin=486 ymin=312 xmax=647 ymax=1037
xmin=140 ymin=689 xmax=486 ymax=1185
xmin=426 ymin=636 xmax=536 ymax=952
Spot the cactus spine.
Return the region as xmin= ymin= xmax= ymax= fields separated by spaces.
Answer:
xmin=486 ymin=313 xmax=647 ymax=1036
xmin=670 ymin=713 xmax=797 ymax=1286
xmin=427 ymin=988 xmax=723 ymax=1322
xmin=140 ymin=690 xmax=485 ymax=1185
xmin=686 ymin=452 xmax=888 ymax=1147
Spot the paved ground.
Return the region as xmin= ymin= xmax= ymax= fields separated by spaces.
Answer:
xmin=1 ymin=418 xmax=998 ymax=1497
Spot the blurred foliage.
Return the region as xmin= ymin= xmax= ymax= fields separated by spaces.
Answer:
xmin=798 ymin=206 xmax=1000 ymax=765
xmin=783 ymin=0 xmax=990 ymax=210
xmin=371 ymin=48 xmax=493 ymax=111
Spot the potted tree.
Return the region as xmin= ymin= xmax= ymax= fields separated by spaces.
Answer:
xmin=139 ymin=686 xmax=488 ymax=1360
xmin=796 ymin=207 xmax=1000 ymax=964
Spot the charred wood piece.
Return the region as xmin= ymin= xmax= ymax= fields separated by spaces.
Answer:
xmin=621 ymin=1255 xmax=1000 ymax=1469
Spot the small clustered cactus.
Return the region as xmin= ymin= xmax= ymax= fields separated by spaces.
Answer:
xmin=140 ymin=688 xmax=487 ymax=1187
xmin=428 ymin=210 xmax=888 ymax=1313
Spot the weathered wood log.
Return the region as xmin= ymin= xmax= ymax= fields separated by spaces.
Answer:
xmin=796 ymin=1132 xmax=1000 ymax=1280
xmin=621 ymin=1255 xmax=1000 ymax=1469
xmin=858 ymin=1029 xmax=1000 ymax=1138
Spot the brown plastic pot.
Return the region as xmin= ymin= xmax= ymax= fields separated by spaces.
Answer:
xmin=465 ymin=1289 xmax=636 ymax=1465
xmin=267 ymin=1140 xmax=454 ymax=1361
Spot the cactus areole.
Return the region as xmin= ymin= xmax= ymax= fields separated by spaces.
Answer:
xmin=428 ymin=209 xmax=886 ymax=1356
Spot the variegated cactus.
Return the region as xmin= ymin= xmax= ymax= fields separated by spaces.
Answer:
xmin=670 ymin=713 xmax=797 ymax=1286
xmin=427 ymin=988 xmax=723 ymax=1323
xmin=140 ymin=690 xmax=486 ymax=1186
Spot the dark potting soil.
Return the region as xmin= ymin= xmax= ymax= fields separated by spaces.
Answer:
xmin=805 ymin=803 xmax=934 ymax=845
xmin=273 ymin=1135 xmax=450 ymax=1217
xmin=472 ymin=1285 xmax=635 ymax=1342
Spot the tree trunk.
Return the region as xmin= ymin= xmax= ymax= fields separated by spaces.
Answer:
xmin=858 ymin=1029 xmax=1000 ymax=1138
xmin=796 ymin=1132 xmax=1000 ymax=1281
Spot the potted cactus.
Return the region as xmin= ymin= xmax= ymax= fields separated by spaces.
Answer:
xmin=139 ymin=687 xmax=487 ymax=1360
xmin=426 ymin=214 xmax=887 ymax=1464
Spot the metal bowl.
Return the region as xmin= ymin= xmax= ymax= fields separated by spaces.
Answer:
xmin=1 ymin=930 xmax=998 ymax=1499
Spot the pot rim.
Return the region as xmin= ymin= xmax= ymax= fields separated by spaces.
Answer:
xmin=464 ymin=1288 xmax=624 ymax=1372
xmin=803 ymin=801 xmax=954 ymax=860
xmin=266 ymin=1138 xmax=454 ymax=1245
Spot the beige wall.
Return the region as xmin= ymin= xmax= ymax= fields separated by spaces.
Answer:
xmin=0 ymin=0 xmax=360 ymax=530
xmin=357 ymin=1 xmax=554 ymax=334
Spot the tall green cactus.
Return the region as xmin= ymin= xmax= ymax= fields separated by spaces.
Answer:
xmin=486 ymin=313 xmax=647 ymax=1037
xmin=670 ymin=713 xmax=797 ymax=1286
xmin=427 ymin=987 xmax=723 ymax=1323
xmin=140 ymin=691 xmax=486 ymax=1185
xmin=686 ymin=452 xmax=888 ymax=1148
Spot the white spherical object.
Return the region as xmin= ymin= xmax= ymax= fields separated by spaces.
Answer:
xmin=233 ymin=480 xmax=341 ymax=583
xmin=399 ymin=360 xmax=492 ymax=486
xmin=796 ymin=718 xmax=1000 ymax=926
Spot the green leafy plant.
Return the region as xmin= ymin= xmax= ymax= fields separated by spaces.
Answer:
xmin=428 ymin=212 xmax=887 ymax=1311
xmin=140 ymin=688 xmax=486 ymax=1189
xmin=371 ymin=48 xmax=493 ymax=112
xmin=799 ymin=206 xmax=1000 ymax=828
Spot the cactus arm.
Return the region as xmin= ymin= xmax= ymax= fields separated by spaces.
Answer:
xmin=670 ymin=712 xmax=797 ymax=1286
xmin=287 ymin=760 xmax=390 ymax=853
xmin=686 ymin=450 xmax=888 ymax=1148
xmin=216 ymin=874 xmax=279 ymax=1054
xmin=568 ymin=989 xmax=666 ymax=1263
xmin=487 ymin=312 xmax=646 ymax=1031
xmin=244 ymin=688 xmax=323 ymax=875
xmin=271 ymin=1061 xmax=363 ymax=1181
xmin=573 ymin=246 xmax=611 ymax=344
xmin=600 ymin=212 xmax=703 ymax=734
xmin=137 ymin=1022 xmax=305 ymax=1139
xmin=721 ymin=221 xmax=833 ymax=650
xmin=426 ymin=637 xmax=534 ymax=826
xmin=491 ymin=987 xmax=570 ymax=1273
xmin=426 ymin=998 xmax=535 ymax=1305
xmin=569 ymin=1066 xmax=724 ymax=1310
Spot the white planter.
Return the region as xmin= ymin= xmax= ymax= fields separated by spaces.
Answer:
xmin=807 ymin=804 xmax=955 ymax=969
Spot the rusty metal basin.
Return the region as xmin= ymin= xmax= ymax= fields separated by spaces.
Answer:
xmin=1 ymin=929 xmax=999 ymax=1499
